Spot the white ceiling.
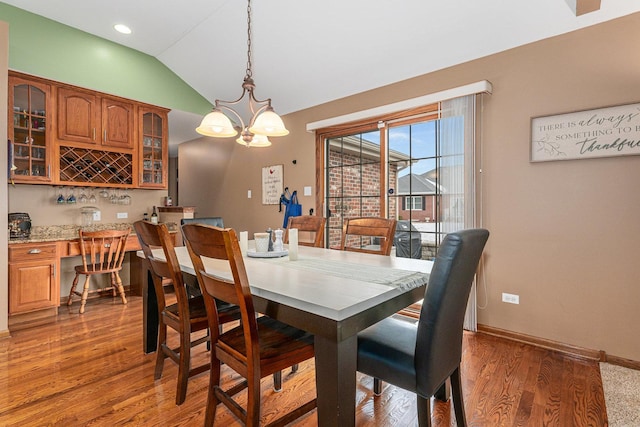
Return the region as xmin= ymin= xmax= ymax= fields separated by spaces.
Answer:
xmin=4 ymin=0 xmax=640 ymax=153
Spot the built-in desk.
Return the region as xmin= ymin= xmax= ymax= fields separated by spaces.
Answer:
xmin=6 ymin=223 xmax=171 ymax=330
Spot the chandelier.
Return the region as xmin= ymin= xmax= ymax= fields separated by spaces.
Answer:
xmin=196 ymin=0 xmax=289 ymax=147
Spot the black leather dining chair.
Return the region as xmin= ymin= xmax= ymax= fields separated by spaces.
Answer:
xmin=180 ymin=216 xmax=224 ymax=228
xmin=357 ymin=228 xmax=489 ymax=427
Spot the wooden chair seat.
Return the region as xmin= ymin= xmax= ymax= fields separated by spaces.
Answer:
xmin=74 ymin=263 xmax=121 ymax=275
xmin=218 ymin=316 xmax=314 ymax=375
xmin=164 ymin=297 xmax=240 ymax=329
xmin=164 ymin=295 xmax=208 ymax=325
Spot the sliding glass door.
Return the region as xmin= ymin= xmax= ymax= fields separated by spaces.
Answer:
xmin=322 ymin=95 xmax=476 ymax=259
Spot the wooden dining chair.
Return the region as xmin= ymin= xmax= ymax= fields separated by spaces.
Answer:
xmin=182 ymin=224 xmax=317 ymax=427
xmin=340 ymin=217 xmax=397 ymax=256
xmin=357 ymin=229 xmax=489 ymax=427
xmin=284 ymin=215 xmax=326 ymax=248
xmin=134 ymin=220 xmax=241 ymax=405
xmin=181 ymin=217 xmax=292 ymax=393
xmin=67 ymin=228 xmax=130 ymax=314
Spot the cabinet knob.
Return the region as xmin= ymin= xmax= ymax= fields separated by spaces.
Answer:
xmin=28 ymin=249 xmax=42 ymax=254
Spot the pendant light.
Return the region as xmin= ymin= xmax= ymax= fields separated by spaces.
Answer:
xmin=196 ymin=0 xmax=288 ymax=147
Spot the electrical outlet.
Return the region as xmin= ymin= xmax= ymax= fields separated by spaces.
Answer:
xmin=247 ymin=190 xmax=252 ymax=199
xmin=502 ymin=293 xmax=520 ymax=304
xmin=117 ymin=212 xmax=128 ymax=219
xmin=92 ymin=211 xmax=101 ymax=221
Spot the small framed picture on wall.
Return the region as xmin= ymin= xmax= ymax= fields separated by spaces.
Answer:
xmin=262 ymin=164 xmax=283 ymax=205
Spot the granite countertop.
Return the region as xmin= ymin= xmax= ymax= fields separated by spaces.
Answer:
xmin=9 ymin=222 xmax=179 ymax=244
xmin=9 ymin=223 xmax=135 ymax=244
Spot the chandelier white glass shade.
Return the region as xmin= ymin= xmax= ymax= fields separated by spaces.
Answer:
xmin=195 ymin=0 xmax=288 ymax=147
xmin=237 ymin=133 xmax=271 ymax=147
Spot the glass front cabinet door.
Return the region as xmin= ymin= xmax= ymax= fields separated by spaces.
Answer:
xmin=139 ymin=107 xmax=168 ymax=188
xmin=8 ymin=74 xmax=53 ymax=183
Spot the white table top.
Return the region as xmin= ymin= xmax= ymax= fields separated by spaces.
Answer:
xmin=144 ymin=244 xmax=433 ymax=323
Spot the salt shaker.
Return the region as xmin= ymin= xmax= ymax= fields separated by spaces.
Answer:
xmin=273 ymin=229 xmax=284 ymax=252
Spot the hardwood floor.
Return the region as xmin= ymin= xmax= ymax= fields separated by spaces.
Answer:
xmin=0 ymin=296 xmax=607 ymax=426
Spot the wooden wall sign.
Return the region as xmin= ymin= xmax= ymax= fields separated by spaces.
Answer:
xmin=531 ymin=102 xmax=640 ymax=162
xmin=262 ymin=164 xmax=283 ymax=205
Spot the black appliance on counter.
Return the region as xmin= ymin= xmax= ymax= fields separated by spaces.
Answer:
xmin=8 ymin=212 xmax=31 ymax=239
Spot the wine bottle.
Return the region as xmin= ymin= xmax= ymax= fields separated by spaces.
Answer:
xmin=151 ymin=206 xmax=158 ymax=224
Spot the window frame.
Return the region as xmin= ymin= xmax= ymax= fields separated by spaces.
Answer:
xmin=315 ymin=104 xmax=440 ymax=249
xmin=405 ymin=195 xmax=424 ymax=211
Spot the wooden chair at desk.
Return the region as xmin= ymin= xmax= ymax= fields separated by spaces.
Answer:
xmin=340 ymin=217 xmax=397 ymax=256
xmin=284 ymin=215 xmax=326 ymax=248
xmin=134 ymin=220 xmax=241 ymax=405
xmin=183 ymin=224 xmax=317 ymax=427
xmin=67 ymin=228 xmax=130 ymax=314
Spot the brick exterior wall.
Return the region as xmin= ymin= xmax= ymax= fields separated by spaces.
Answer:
xmin=327 ymin=149 xmax=397 ymax=248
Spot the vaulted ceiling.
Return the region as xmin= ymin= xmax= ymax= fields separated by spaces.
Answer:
xmin=3 ymin=0 xmax=639 ymax=149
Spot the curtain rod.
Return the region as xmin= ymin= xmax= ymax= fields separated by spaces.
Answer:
xmin=306 ymin=80 xmax=492 ymax=132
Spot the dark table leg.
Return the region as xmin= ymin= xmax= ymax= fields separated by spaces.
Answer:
xmin=141 ymin=261 xmax=158 ymax=354
xmin=314 ymin=334 xmax=357 ymax=427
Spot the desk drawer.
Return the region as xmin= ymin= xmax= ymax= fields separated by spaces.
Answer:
xmin=65 ymin=234 xmax=141 ymax=257
xmin=9 ymin=243 xmax=58 ymax=262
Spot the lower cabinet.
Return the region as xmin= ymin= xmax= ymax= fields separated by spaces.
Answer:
xmin=9 ymin=243 xmax=60 ymax=315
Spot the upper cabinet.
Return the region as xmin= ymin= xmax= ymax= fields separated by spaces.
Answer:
xmin=7 ymin=72 xmax=170 ymax=189
xmin=57 ymin=87 xmax=99 ymax=145
xmin=8 ymin=73 xmax=54 ymax=184
xmin=139 ymin=107 xmax=168 ymax=188
xmin=102 ymin=98 xmax=135 ymax=149
xmin=57 ymin=87 xmax=134 ymax=150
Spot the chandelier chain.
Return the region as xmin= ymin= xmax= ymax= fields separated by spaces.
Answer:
xmin=246 ymin=0 xmax=252 ymax=79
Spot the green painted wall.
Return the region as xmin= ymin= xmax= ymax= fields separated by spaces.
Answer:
xmin=0 ymin=3 xmax=212 ymax=114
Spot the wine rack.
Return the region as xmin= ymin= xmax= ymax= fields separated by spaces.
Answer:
xmin=59 ymin=146 xmax=133 ymax=185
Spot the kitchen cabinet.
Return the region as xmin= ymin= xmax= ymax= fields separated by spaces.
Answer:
xmin=57 ymin=87 xmax=135 ymax=149
xmin=9 ymin=243 xmax=60 ymax=315
xmin=102 ymin=97 xmax=135 ymax=149
xmin=8 ymin=71 xmax=170 ymax=189
xmin=57 ymin=86 xmax=99 ymax=145
xmin=8 ymin=73 xmax=53 ymax=183
xmin=139 ymin=107 xmax=168 ymax=188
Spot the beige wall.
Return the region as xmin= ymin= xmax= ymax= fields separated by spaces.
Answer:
xmin=8 ymin=185 xmax=167 ymax=227
xmin=1 ymin=22 xmax=9 ymax=335
xmin=179 ymin=13 xmax=640 ymax=361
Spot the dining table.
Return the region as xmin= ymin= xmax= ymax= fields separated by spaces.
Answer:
xmin=138 ymin=243 xmax=433 ymax=427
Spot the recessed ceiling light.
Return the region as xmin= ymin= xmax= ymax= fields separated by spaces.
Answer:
xmin=114 ymin=24 xmax=132 ymax=35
